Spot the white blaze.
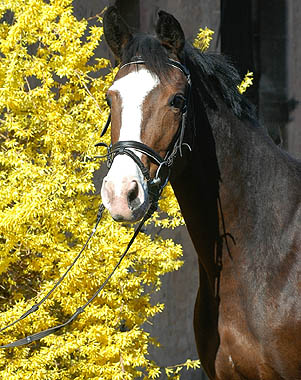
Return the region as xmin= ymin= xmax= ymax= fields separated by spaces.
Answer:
xmin=111 ymin=68 xmax=159 ymax=141
xmin=105 ymin=69 xmax=159 ymax=197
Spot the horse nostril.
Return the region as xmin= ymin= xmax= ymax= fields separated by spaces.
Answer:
xmin=127 ymin=180 xmax=140 ymax=210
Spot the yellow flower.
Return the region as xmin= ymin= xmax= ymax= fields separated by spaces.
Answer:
xmin=238 ymin=70 xmax=254 ymax=94
xmin=0 ymin=1 xmax=198 ymax=379
xmin=193 ymin=27 xmax=214 ymax=51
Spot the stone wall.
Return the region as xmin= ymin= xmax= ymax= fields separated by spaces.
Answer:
xmin=220 ymin=0 xmax=301 ymax=159
xmin=287 ymin=0 xmax=301 ymax=158
xmin=140 ymin=0 xmax=220 ymax=45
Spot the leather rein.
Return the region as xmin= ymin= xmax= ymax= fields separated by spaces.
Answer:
xmin=0 ymin=58 xmax=191 ymax=348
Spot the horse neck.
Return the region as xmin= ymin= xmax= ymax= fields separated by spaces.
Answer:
xmin=170 ymin=98 xmax=286 ymax=290
xmin=170 ymin=101 xmax=221 ymax=291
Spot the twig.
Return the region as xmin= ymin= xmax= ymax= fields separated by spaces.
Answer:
xmin=75 ymin=71 xmax=103 ymax=115
xmin=119 ymin=353 xmax=126 ymax=378
xmin=86 ymin=7 xmax=107 ymax=21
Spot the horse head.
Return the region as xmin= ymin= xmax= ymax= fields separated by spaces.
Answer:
xmin=101 ymin=7 xmax=190 ymax=222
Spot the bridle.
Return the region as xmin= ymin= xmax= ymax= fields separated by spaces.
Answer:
xmin=0 ymin=57 xmax=191 ymax=348
xmin=96 ymin=57 xmax=191 ymax=217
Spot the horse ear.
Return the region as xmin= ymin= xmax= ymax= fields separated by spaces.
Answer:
xmin=155 ymin=10 xmax=185 ymax=55
xmin=103 ymin=6 xmax=132 ymax=61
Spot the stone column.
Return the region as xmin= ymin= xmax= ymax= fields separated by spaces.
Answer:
xmin=286 ymin=0 xmax=301 ymax=159
xmin=258 ymin=0 xmax=289 ymax=147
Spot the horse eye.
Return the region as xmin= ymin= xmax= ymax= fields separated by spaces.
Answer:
xmin=169 ymin=94 xmax=186 ymax=110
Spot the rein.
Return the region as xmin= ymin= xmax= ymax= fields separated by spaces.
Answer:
xmin=0 ymin=57 xmax=191 ymax=348
xmin=0 ymin=205 xmax=150 ymax=348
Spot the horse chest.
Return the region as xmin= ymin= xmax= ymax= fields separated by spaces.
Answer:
xmin=209 ymin=265 xmax=301 ymax=380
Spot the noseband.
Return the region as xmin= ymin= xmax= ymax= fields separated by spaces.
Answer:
xmin=96 ymin=58 xmax=191 ymax=216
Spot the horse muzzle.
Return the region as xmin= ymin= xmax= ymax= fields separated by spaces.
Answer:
xmin=98 ymin=139 xmax=177 ymax=223
xmin=101 ymin=157 xmax=149 ymax=223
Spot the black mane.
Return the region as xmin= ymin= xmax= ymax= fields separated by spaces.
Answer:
xmin=181 ymin=43 xmax=258 ymax=125
xmin=121 ymin=34 xmax=172 ymax=79
xmin=122 ymin=34 xmax=258 ymax=125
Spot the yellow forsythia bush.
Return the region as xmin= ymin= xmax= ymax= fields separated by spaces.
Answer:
xmin=0 ymin=1 xmax=191 ymax=379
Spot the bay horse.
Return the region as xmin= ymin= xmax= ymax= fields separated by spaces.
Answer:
xmin=101 ymin=7 xmax=301 ymax=380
